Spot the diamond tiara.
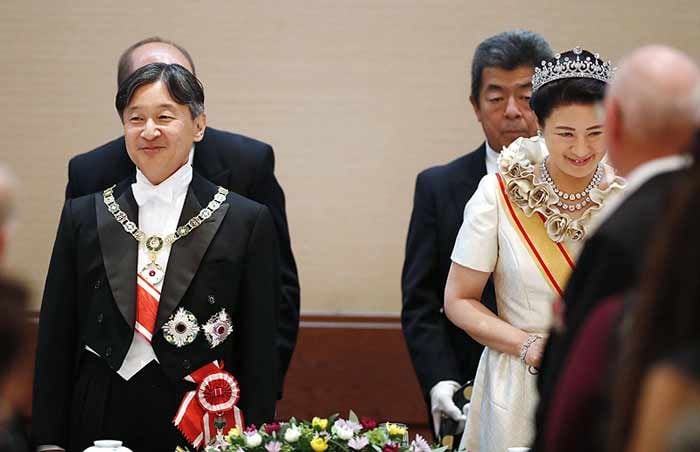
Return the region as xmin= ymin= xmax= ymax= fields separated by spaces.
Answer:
xmin=532 ymin=46 xmax=613 ymax=92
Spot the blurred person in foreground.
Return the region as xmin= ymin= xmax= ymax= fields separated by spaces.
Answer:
xmin=0 ymin=276 xmax=31 ymax=452
xmin=608 ymin=130 xmax=700 ymax=452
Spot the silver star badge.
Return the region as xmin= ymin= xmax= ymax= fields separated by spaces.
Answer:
xmin=203 ymin=308 xmax=233 ymax=349
xmin=162 ymin=308 xmax=200 ymax=347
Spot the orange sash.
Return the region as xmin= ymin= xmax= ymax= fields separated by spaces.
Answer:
xmin=496 ymin=173 xmax=575 ymax=297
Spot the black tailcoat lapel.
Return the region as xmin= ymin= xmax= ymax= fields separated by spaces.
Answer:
xmin=96 ymin=180 xmax=138 ymax=328
xmin=155 ymin=172 xmax=229 ymax=330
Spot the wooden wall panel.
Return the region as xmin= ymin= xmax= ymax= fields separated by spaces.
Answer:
xmin=277 ymin=315 xmax=430 ymax=438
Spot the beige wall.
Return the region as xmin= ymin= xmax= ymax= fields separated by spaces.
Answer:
xmin=2 ymin=0 xmax=699 ymax=313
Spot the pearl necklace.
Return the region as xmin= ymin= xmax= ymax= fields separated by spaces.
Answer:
xmin=540 ymin=157 xmax=602 ymax=212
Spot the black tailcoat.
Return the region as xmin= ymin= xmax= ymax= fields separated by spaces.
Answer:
xmin=33 ymin=172 xmax=280 ymax=450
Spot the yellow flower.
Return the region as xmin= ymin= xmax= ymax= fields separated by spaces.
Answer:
xmin=225 ymin=427 xmax=241 ymax=441
xmin=312 ymin=417 xmax=328 ymax=430
xmin=386 ymin=423 xmax=406 ymax=437
xmin=310 ymin=436 xmax=329 ymax=452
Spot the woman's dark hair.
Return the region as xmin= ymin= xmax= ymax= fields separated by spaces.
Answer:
xmin=115 ymin=62 xmax=205 ymax=120
xmin=608 ymin=130 xmax=700 ymax=451
xmin=530 ymin=77 xmax=606 ymax=125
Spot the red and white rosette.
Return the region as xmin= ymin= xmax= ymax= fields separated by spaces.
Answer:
xmin=173 ymin=361 xmax=245 ymax=449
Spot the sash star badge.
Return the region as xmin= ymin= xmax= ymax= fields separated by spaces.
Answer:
xmin=203 ymin=308 xmax=233 ymax=349
xmin=162 ymin=308 xmax=200 ymax=347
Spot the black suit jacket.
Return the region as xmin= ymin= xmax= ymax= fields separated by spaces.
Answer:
xmin=33 ymin=172 xmax=280 ymax=448
xmin=533 ymin=169 xmax=685 ymax=451
xmin=401 ymin=144 xmax=497 ymax=400
xmin=65 ymin=127 xmax=299 ymax=387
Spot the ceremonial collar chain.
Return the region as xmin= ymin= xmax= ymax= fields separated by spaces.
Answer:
xmin=103 ymin=185 xmax=229 ymax=284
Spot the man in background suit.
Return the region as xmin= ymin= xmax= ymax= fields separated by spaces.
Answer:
xmin=65 ymin=37 xmax=299 ymax=392
xmin=401 ymin=30 xmax=552 ymax=440
xmin=533 ymin=45 xmax=700 ymax=451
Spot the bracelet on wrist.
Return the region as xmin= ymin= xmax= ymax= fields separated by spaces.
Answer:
xmin=519 ymin=334 xmax=541 ymax=363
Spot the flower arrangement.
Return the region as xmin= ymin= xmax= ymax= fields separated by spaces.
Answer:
xmin=180 ymin=412 xmax=445 ymax=452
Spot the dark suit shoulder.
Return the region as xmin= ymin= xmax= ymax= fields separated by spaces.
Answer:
xmin=418 ymin=146 xmax=486 ymax=183
xmin=69 ymin=136 xmax=127 ymax=169
xmin=66 ymin=191 xmax=100 ymax=216
xmin=596 ymin=170 xmax=682 ymax=247
xmin=205 ymin=127 xmax=271 ymax=150
xmin=203 ymin=128 xmax=273 ymax=161
xmin=224 ymin=190 xmax=268 ymax=217
xmin=192 ymin=171 xmax=267 ymax=220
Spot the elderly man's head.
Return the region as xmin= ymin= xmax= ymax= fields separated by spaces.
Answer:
xmin=605 ymin=45 xmax=700 ymax=176
xmin=117 ymin=37 xmax=196 ymax=87
xmin=0 ymin=165 xmax=16 ymax=261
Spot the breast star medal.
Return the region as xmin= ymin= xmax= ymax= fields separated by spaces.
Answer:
xmin=203 ymin=308 xmax=233 ymax=348
xmin=162 ymin=308 xmax=200 ymax=347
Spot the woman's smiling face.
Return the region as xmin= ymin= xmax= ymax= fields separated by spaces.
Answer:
xmin=541 ymin=103 xmax=606 ymax=179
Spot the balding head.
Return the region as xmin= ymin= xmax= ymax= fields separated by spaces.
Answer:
xmin=605 ymin=45 xmax=700 ymax=176
xmin=117 ymin=37 xmax=195 ymax=87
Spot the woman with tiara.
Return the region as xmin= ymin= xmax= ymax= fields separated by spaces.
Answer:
xmin=444 ymin=47 xmax=625 ymax=451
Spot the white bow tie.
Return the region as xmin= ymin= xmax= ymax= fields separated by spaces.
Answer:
xmin=132 ymin=181 xmax=176 ymax=206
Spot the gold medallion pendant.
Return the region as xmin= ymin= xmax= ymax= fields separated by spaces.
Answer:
xmin=141 ymin=235 xmax=166 ymax=284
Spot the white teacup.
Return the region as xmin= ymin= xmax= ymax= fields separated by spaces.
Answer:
xmin=83 ymin=440 xmax=134 ymax=452
xmin=507 ymin=448 xmax=531 ymax=452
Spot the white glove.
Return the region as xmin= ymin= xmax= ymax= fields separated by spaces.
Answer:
xmin=430 ymin=380 xmax=467 ymax=436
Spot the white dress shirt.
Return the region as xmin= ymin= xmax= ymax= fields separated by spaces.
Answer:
xmin=118 ymin=158 xmax=192 ymax=379
xmin=485 ymin=141 xmax=500 ymax=175
xmin=84 ymin=151 xmax=194 ymax=381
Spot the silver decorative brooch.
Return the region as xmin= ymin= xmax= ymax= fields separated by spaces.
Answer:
xmin=203 ymin=308 xmax=233 ymax=349
xmin=162 ymin=308 xmax=200 ymax=347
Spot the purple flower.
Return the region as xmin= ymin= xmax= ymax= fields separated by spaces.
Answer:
xmin=410 ymin=435 xmax=431 ymax=452
xmin=265 ymin=440 xmax=282 ymax=452
xmin=348 ymin=435 xmax=370 ymax=450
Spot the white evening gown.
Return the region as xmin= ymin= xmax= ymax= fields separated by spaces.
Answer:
xmin=451 ymin=173 xmax=584 ymax=452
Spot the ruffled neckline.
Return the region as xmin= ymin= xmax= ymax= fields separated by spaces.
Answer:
xmin=497 ymin=136 xmax=626 ymax=243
